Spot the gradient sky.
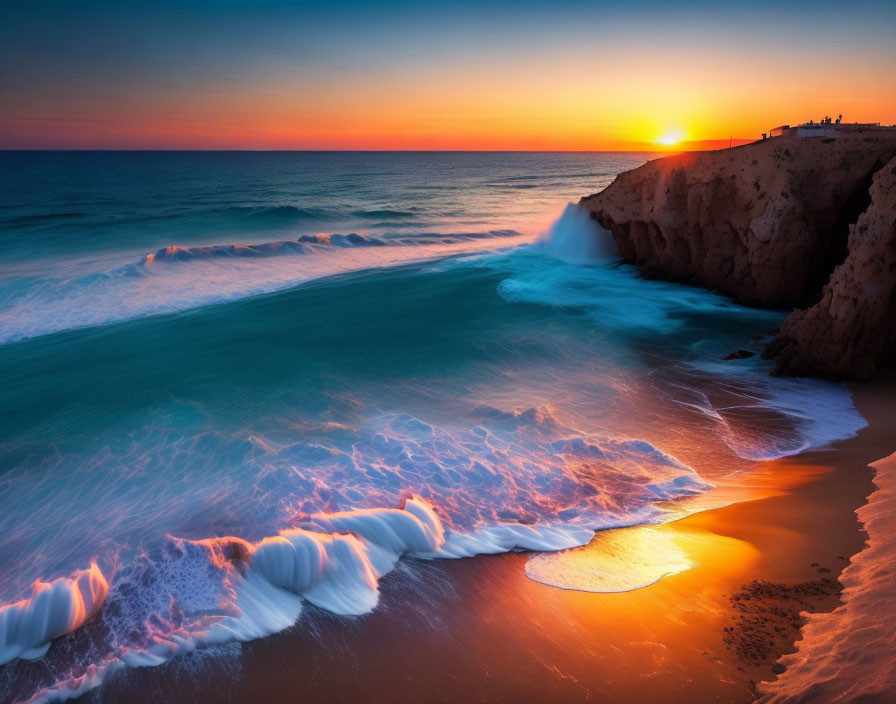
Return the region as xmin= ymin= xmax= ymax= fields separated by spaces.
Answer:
xmin=2 ymin=0 xmax=895 ymax=150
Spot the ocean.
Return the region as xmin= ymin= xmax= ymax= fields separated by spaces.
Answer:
xmin=0 ymin=151 xmax=865 ymax=703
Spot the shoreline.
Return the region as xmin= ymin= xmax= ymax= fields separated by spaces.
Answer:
xmin=74 ymin=375 xmax=895 ymax=703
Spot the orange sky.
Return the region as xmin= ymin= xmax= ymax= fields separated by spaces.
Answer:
xmin=2 ymin=2 xmax=895 ymax=150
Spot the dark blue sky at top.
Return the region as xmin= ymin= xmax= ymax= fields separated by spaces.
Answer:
xmin=5 ymin=0 xmax=895 ymax=77
xmin=2 ymin=0 xmax=894 ymax=147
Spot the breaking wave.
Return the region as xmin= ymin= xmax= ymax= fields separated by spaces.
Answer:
xmin=1 ymin=406 xmax=710 ymax=703
xmin=141 ymin=233 xmax=387 ymax=264
xmin=0 ymin=564 xmax=107 ymax=666
xmin=0 ymin=230 xmax=524 ymax=344
xmin=536 ymin=203 xmax=618 ymax=265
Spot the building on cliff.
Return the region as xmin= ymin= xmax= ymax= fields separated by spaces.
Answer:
xmin=769 ymin=118 xmax=893 ymax=139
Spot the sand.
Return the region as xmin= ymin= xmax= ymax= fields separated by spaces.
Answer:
xmin=78 ymin=376 xmax=894 ymax=704
xmin=757 ymin=379 xmax=896 ymax=703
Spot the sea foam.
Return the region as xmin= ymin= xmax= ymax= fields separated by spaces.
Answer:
xmin=2 ymin=410 xmax=712 ymax=704
xmin=0 ymin=564 xmax=107 ymax=666
xmin=0 ymin=230 xmax=527 ymax=345
xmin=536 ymin=203 xmax=618 ymax=265
xmin=5 ymin=495 xmax=609 ymax=703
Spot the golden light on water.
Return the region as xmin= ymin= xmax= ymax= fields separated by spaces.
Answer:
xmin=525 ymin=520 xmax=758 ymax=593
xmin=526 ymin=525 xmax=694 ymax=592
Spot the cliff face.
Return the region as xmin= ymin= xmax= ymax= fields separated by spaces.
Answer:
xmin=765 ymin=156 xmax=896 ymax=378
xmin=580 ymin=134 xmax=896 ymax=379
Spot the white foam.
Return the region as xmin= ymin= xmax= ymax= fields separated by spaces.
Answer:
xmin=684 ymin=360 xmax=868 ymax=460
xmin=205 ymin=571 xmax=304 ymax=646
xmin=432 ymin=523 xmax=596 ymax=559
xmin=536 ymin=203 xmax=618 ymax=265
xmin=253 ymin=530 xmax=378 ymax=615
xmin=22 ymin=661 xmax=122 ymax=704
xmin=0 ymin=232 xmax=531 ymax=345
xmin=7 ymin=482 xmax=706 ymax=703
xmin=0 ymin=562 xmax=107 ymax=666
xmin=239 ymin=498 xmax=607 ymax=629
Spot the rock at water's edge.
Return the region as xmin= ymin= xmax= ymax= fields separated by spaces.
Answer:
xmin=580 ymin=135 xmax=896 ymax=378
xmin=765 ymin=156 xmax=896 ymax=378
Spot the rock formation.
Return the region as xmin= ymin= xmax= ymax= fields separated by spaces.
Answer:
xmin=765 ymin=156 xmax=896 ymax=378
xmin=580 ymin=134 xmax=896 ymax=378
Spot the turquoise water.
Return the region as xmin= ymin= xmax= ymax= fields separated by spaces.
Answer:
xmin=0 ymin=152 xmax=865 ymax=703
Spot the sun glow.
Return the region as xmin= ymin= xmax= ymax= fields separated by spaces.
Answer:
xmin=656 ymin=131 xmax=685 ymax=146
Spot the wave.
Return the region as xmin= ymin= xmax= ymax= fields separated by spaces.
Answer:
xmin=142 ymin=233 xmax=386 ymax=264
xmin=1 ymin=406 xmax=711 ymax=702
xmin=0 ymin=230 xmax=528 ymax=344
xmin=0 ymin=203 xmax=870 ymax=704
xmin=535 ymin=203 xmax=618 ymax=265
xmin=141 ymin=231 xmax=526 ymax=265
xmin=666 ymin=361 xmax=868 ymax=461
xmin=495 ymin=232 xmax=866 ymax=461
xmin=0 ymin=564 xmax=107 ymax=665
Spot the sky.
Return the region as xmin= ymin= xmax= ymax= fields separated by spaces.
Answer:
xmin=1 ymin=0 xmax=895 ymax=151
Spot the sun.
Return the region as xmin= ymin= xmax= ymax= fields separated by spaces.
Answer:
xmin=656 ymin=131 xmax=684 ymax=146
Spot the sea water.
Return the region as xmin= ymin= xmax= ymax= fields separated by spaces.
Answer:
xmin=0 ymin=151 xmax=865 ymax=702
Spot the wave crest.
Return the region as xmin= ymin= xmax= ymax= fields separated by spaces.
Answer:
xmin=0 ymin=563 xmax=107 ymax=667
xmin=2 ymin=403 xmax=712 ymax=702
xmin=143 ymin=233 xmax=386 ymax=264
xmin=0 ymin=230 xmax=528 ymax=344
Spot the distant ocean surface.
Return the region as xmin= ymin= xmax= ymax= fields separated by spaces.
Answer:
xmin=0 ymin=152 xmax=865 ymax=703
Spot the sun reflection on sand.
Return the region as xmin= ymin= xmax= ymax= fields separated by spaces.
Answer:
xmin=525 ymin=521 xmax=761 ymax=593
xmin=524 ymin=460 xmax=834 ymax=594
xmin=526 ymin=525 xmax=695 ymax=592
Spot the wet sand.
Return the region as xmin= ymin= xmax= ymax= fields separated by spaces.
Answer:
xmin=85 ymin=377 xmax=894 ymax=704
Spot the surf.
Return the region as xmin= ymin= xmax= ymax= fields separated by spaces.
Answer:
xmin=0 ymin=230 xmax=527 ymax=345
xmin=0 ymin=153 xmax=868 ymax=704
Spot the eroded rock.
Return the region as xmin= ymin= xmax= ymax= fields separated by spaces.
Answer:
xmin=580 ymin=134 xmax=896 ymax=378
xmin=764 ymin=156 xmax=896 ymax=378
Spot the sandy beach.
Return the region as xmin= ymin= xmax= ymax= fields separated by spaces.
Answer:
xmin=72 ymin=374 xmax=892 ymax=704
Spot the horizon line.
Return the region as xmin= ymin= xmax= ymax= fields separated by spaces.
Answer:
xmin=0 ymin=145 xmax=752 ymax=154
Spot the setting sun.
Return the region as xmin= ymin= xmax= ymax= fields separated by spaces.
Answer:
xmin=656 ymin=131 xmax=685 ymax=146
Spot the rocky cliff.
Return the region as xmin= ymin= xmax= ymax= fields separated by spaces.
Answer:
xmin=580 ymin=134 xmax=896 ymax=379
xmin=765 ymin=156 xmax=896 ymax=378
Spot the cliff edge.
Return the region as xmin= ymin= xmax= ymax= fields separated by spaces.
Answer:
xmin=765 ymin=156 xmax=896 ymax=378
xmin=580 ymin=134 xmax=896 ymax=379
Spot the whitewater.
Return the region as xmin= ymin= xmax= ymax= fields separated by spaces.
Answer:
xmin=0 ymin=151 xmax=866 ymax=703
